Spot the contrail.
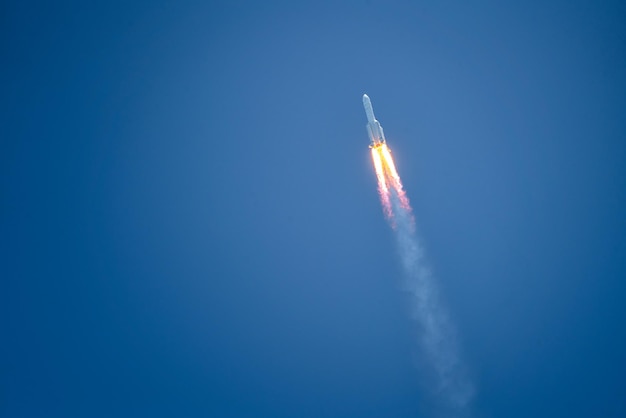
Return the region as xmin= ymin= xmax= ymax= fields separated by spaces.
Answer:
xmin=365 ymin=95 xmax=474 ymax=416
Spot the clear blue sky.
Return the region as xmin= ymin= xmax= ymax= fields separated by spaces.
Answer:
xmin=2 ymin=1 xmax=625 ymax=417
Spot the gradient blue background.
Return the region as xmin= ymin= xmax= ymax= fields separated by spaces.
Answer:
xmin=2 ymin=1 xmax=625 ymax=417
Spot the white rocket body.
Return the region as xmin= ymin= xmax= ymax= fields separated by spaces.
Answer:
xmin=363 ymin=94 xmax=386 ymax=148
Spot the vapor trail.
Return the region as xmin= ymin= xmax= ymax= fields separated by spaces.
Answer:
xmin=371 ymin=144 xmax=474 ymax=416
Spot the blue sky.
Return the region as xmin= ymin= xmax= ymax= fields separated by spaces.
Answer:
xmin=2 ymin=1 xmax=626 ymax=417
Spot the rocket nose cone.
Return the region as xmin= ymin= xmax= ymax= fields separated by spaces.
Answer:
xmin=363 ymin=94 xmax=369 ymax=101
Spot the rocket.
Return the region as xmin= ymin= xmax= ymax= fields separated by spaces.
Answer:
xmin=363 ymin=94 xmax=386 ymax=148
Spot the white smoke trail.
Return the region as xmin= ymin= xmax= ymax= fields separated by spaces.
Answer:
xmin=388 ymin=187 xmax=474 ymax=417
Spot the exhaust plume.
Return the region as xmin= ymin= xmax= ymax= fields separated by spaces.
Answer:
xmin=371 ymin=143 xmax=474 ymax=416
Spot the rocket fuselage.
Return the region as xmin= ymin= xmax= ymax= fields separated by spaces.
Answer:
xmin=362 ymin=94 xmax=386 ymax=148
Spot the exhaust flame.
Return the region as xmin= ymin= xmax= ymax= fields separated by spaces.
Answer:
xmin=371 ymin=143 xmax=411 ymax=220
xmin=371 ymin=145 xmax=392 ymax=219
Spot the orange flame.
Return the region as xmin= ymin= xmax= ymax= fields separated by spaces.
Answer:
xmin=371 ymin=146 xmax=392 ymax=218
xmin=371 ymin=143 xmax=412 ymax=222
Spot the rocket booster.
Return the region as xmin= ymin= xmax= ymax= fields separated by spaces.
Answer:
xmin=363 ymin=94 xmax=386 ymax=148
